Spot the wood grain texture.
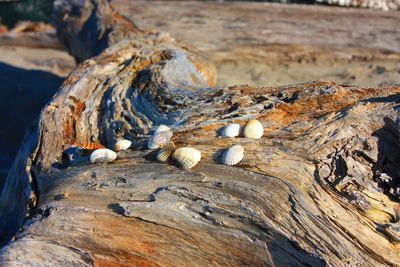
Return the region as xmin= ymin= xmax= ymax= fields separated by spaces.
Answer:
xmin=1 ymin=0 xmax=400 ymax=266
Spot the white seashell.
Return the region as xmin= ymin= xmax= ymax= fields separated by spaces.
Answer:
xmin=114 ymin=139 xmax=132 ymax=151
xmin=154 ymin=124 xmax=171 ymax=134
xmin=156 ymin=142 xmax=176 ymax=162
xmin=243 ymin=119 xmax=264 ymax=139
xmin=90 ymin=148 xmax=117 ymax=164
xmin=172 ymin=147 xmax=201 ymax=169
xmin=221 ymin=123 xmax=241 ymax=138
xmin=221 ymin=145 xmax=244 ymax=166
xmin=148 ymin=130 xmax=173 ymax=149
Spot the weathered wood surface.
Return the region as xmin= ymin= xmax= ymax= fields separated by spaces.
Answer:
xmin=0 ymin=0 xmax=399 ymax=182
xmin=1 ymin=0 xmax=400 ymax=266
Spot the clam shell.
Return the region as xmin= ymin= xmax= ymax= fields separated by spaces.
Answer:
xmin=172 ymin=147 xmax=201 ymax=169
xmin=243 ymin=119 xmax=263 ymax=139
xmin=90 ymin=148 xmax=117 ymax=164
xmin=154 ymin=124 xmax=171 ymax=134
xmin=148 ymin=130 xmax=173 ymax=149
xmin=114 ymin=139 xmax=132 ymax=151
xmin=156 ymin=142 xmax=176 ymax=162
xmin=221 ymin=145 xmax=244 ymax=166
xmin=221 ymin=123 xmax=241 ymax=138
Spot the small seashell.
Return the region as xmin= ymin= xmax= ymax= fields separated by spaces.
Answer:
xmin=154 ymin=124 xmax=171 ymax=134
xmin=79 ymin=142 xmax=105 ymax=150
xmin=156 ymin=142 xmax=176 ymax=162
xmin=243 ymin=119 xmax=264 ymax=139
xmin=221 ymin=145 xmax=244 ymax=166
xmin=114 ymin=139 xmax=132 ymax=151
xmin=148 ymin=130 xmax=173 ymax=149
xmin=77 ymin=142 xmax=105 ymax=156
xmin=221 ymin=124 xmax=241 ymax=138
xmin=172 ymin=147 xmax=201 ymax=169
xmin=90 ymin=148 xmax=117 ymax=164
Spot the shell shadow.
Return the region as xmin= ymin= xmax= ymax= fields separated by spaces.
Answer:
xmin=215 ymin=126 xmax=226 ymax=137
xmin=144 ymin=149 xmax=160 ymax=161
xmin=52 ymin=147 xmax=90 ymax=169
xmin=107 ymin=203 xmax=125 ymax=215
xmin=211 ymin=148 xmax=226 ymax=164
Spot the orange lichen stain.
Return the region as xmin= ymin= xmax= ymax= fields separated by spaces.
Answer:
xmin=192 ymin=61 xmax=217 ymax=87
xmin=62 ymin=117 xmax=75 ymax=145
xmin=62 ymin=74 xmax=80 ymax=86
xmin=74 ymin=101 xmax=86 ymax=116
xmin=202 ymin=123 xmax=225 ymax=132
xmin=69 ymin=96 xmax=86 ymax=117
xmin=258 ymin=90 xmax=364 ymax=129
xmin=304 ymin=80 xmax=337 ymax=88
xmin=190 ymin=73 xmax=201 ymax=85
xmin=86 ymin=215 xmax=161 ymax=257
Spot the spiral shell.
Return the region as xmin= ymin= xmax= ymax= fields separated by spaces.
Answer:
xmin=221 ymin=124 xmax=241 ymax=138
xmin=154 ymin=124 xmax=171 ymax=134
xmin=90 ymin=148 xmax=117 ymax=164
xmin=243 ymin=119 xmax=264 ymax=139
xmin=114 ymin=139 xmax=132 ymax=151
xmin=172 ymin=147 xmax=201 ymax=169
xmin=221 ymin=145 xmax=244 ymax=166
xmin=148 ymin=130 xmax=173 ymax=149
xmin=156 ymin=142 xmax=176 ymax=162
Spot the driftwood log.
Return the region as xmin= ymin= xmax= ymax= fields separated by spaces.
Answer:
xmin=1 ymin=0 xmax=400 ymax=265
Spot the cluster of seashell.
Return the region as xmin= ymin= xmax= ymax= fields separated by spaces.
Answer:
xmin=220 ymin=119 xmax=264 ymax=139
xmin=218 ymin=118 xmax=263 ymax=166
xmin=85 ymin=119 xmax=261 ymax=168
xmin=151 ymin=119 xmax=263 ymax=169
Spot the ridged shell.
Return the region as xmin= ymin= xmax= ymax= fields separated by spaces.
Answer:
xmin=154 ymin=124 xmax=171 ymax=134
xmin=172 ymin=147 xmax=201 ymax=169
xmin=90 ymin=148 xmax=117 ymax=164
xmin=79 ymin=142 xmax=105 ymax=150
xmin=156 ymin=142 xmax=176 ymax=162
xmin=221 ymin=145 xmax=244 ymax=166
xmin=148 ymin=130 xmax=173 ymax=149
xmin=114 ymin=139 xmax=132 ymax=151
xmin=243 ymin=119 xmax=264 ymax=139
xmin=221 ymin=124 xmax=241 ymax=138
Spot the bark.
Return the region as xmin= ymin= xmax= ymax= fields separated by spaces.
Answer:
xmin=1 ymin=0 xmax=400 ymax=266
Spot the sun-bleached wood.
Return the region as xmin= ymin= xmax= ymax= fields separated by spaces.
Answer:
xmin=1 ymin=0 xmax=400 ymax=266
